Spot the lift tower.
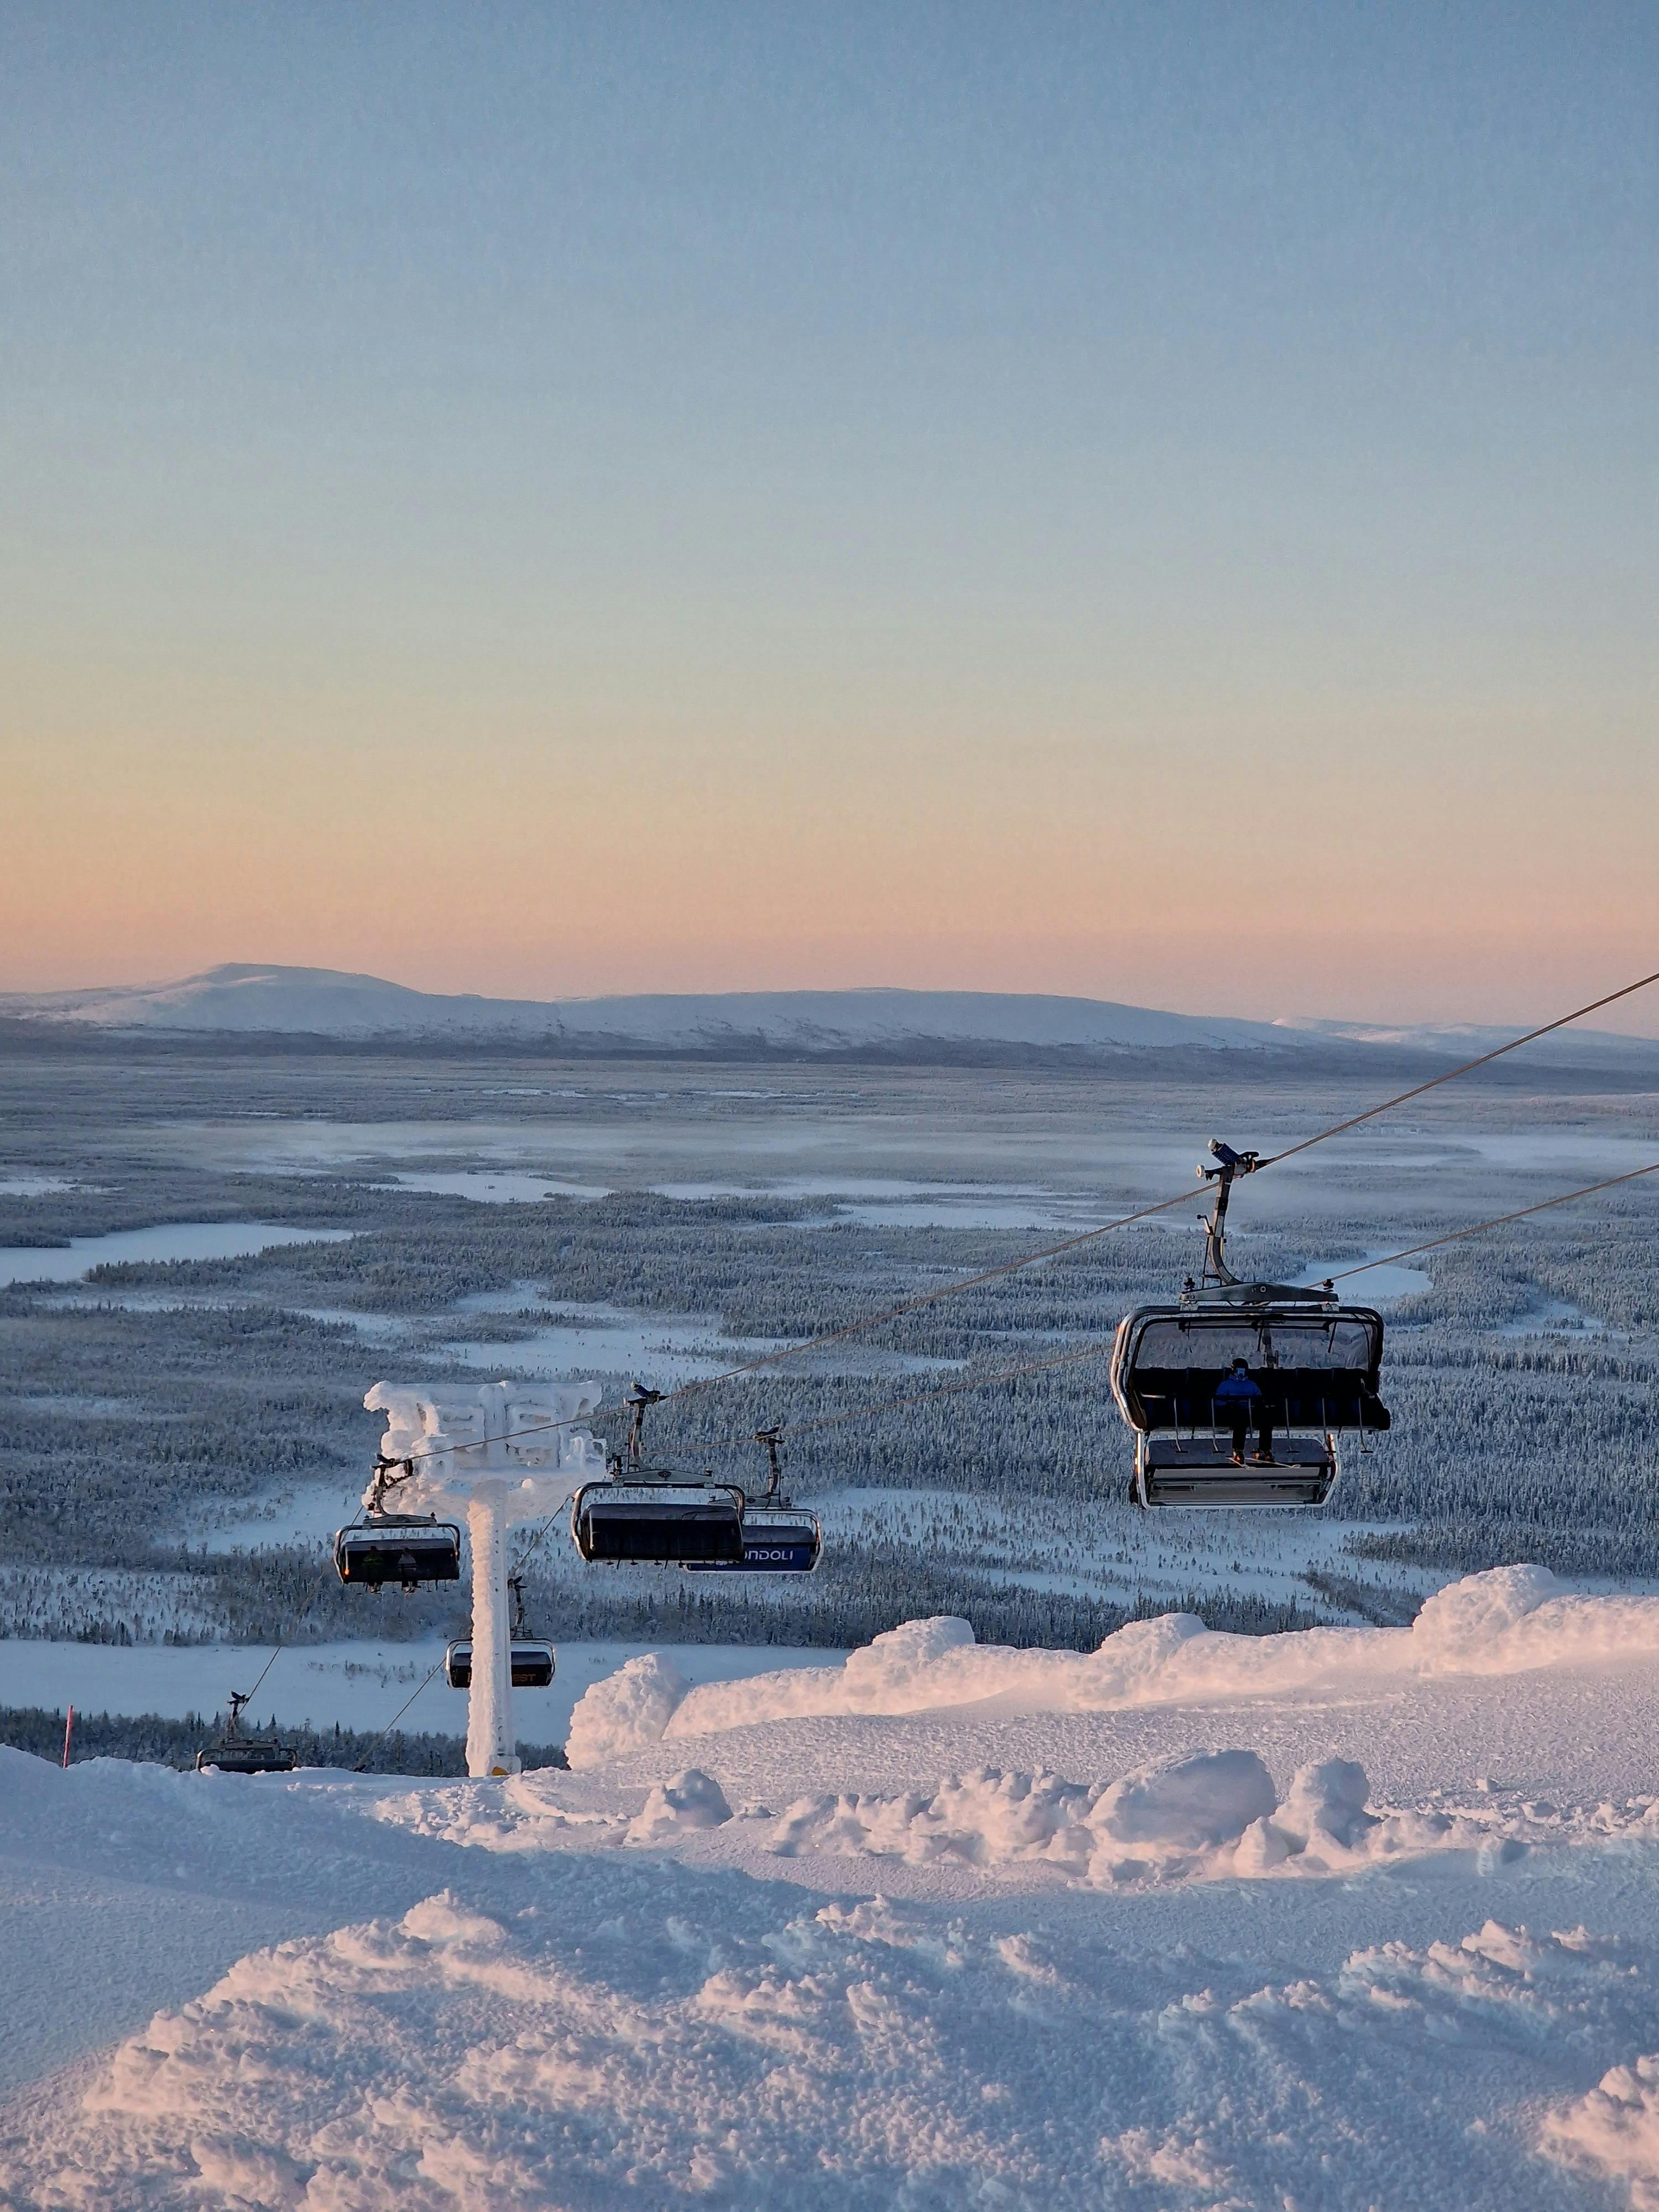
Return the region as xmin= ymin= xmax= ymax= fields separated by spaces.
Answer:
xmin=363 ymin=1379 xmax=606 ymax=1776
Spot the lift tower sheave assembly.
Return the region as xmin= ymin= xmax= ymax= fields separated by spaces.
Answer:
xmin=362 ymin=1379 xmax=606 ymax=1776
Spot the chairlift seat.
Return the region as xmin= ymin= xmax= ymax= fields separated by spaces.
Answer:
xmin=195 ymin=1740 xmax=298 ymax=1775
xmin=445 ymin=1639 xmax=556 ymax=1690
xmin=334 ymin=1518 xmax=463 ymax=1590
xmin=684 ymin=1513 xmax=822 ymax=1574
xmin=572 ymin=1480 xmax=745 ymax=1566
xmin=1133 ymin=1434 xmax=1336 ymax=1509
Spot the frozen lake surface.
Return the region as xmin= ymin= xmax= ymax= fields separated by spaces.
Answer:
xmin=439 ymin=1319 xmax=764 ymax=1384
xmin=1497 ymin=1297 xmax=1609 ymax=1338
xmin=1292 ymin=1252 xmax=1433 ymax=1301
xmin=354 ymin=1167 xmax=1132 ymax=1232
xmin=0 ymin=1222 xmax=353 ymax=1287
xmin=374 ymin=1170 xmax=614 ymax=1202
xmin=0 ymin=1636 xmax=847 ymax=1750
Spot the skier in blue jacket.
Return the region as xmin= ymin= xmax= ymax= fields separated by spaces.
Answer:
xmin=1214 ymin=1357 xmax=1275 ymax=1465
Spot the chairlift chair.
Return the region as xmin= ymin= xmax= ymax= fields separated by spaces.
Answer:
xmin=1109 ymin=1139 xmax=1390 ymax=1508
xmin=684 ymin=1515 xmax=822 ymax=1572
xmin=334 ymin=1515 xmax=463 ymax=1590
xmin=570 ymin=1383 xmax=747 ymax=1566
xmin=333 ymin=1457 xmax=462 ymax=1590
xmin=572 ymin=1474 xmax=747 ymax=1563
xmin=445 ymin=1575 xmax=556 ymax=1688
xmin=444 ymin=1640 xmax=556 ymax=1689
xmin=196 ymin=1691 xmax=297 ymax=1775
xmin=684 ymin=1427 xmax=822 ymax=1573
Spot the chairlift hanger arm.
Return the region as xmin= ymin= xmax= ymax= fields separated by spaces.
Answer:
xmin=755 ymin=1425 xmax=785 ymax=1502
xmin=1197 ymin=1139 xmax=1262 ymax=1287
xmin=623 ymin=1382 xmax=664 ymax=1467
xmin=368 ymin=1454 xmax=417 ymax=1513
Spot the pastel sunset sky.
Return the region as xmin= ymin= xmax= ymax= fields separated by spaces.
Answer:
xmin=3 ymin=4 xmax=1655 ymax=1027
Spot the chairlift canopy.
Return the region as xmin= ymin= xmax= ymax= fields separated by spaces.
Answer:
xmin=195 ymin=1739 xmax=298 ymax=1775
xmin=684 ymin=1511 xmax=822 ymax=1574
xmin=1110 ymin=1300 xmax=1389 ymax=1436
xmin=333 ymin=1517 xmax=463 ymax=1590
xmin=445 ymin=1639 xmax=555 ymax=1691
xmin=572 ymin=1477 xmax=746 ymax=1566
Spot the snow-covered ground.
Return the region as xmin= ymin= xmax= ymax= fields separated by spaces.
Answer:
xmin=6 ymin=1567 xmax=1659 ymax=2208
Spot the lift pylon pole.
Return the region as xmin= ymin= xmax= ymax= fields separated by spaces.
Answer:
xmin=465 ymin=1483 xmax=518 ymax=1777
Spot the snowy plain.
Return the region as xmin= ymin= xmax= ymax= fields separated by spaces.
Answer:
xmin=6 ymin=1568 xmax=1659 ymax=2208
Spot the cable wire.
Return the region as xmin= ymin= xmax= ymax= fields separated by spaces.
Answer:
xmin=1325 ymin=1159 xmax=1659 ymax=1282
xmin=372 ymin=963 xmax=1659 ymax=1467
xmin=762 ymin=1155 xmax=1659 ymax=1451
xmin=351 ymin=1659 xmax=445 ymax=1773
xmin=751 ymin=1338 xmax=1115 ymax=1447
xmin=234 ymin=1479 xmax=363 ymax=1714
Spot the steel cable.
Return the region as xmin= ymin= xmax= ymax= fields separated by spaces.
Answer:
xmin=385 ymin=963 xmax=1659 ymax=1469
xmin=725 ymin=1155 xmax=1659 ymax=1457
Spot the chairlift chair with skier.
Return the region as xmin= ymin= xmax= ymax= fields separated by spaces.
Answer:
xmin=1110 ymin=1139 xmax=1390 ymax=1506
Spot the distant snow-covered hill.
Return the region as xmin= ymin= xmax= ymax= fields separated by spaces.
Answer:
xmin=3 ymin=962 xmax=1656 ymax=1067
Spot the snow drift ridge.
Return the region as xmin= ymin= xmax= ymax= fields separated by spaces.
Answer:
xmin=566 ymin=1567 xmax=1659 ymax=1768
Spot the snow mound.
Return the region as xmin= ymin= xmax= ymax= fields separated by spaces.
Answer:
xmin=366 ymin=1776 xmax=627 ymax=1853
xmin=565 ymin=1651 xmax=688 ymax=1770
xmin=354 ymin=1744 xmax=1571 ymax=1891
xmin=1274 ymin=1755 xmax=1377 ymax=1853
xmin=624 ymin=1768 xmax=732 ymax=1845
xmin=764 ymin=1752 xmax=1492 ymax=1887
xmin=1092 ymin=1746 xmax=1276 ymax=1850
xmin=1412 ymin=1562 xmax=1564 ymax=1661
xmin=842 ymin=1613 xmax=977 ymax=1703
xmin=1414 ymin=1566 xmax=1659 ymax=1674
xmin=581 ymin=1570 xmax=1659 ymax=1756
xmin=1540 ymin=2052 xmax=1659 ymax=2208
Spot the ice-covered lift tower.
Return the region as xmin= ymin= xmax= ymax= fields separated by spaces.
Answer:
xmin=363 ymin=1379 xmax=606 ymax=1777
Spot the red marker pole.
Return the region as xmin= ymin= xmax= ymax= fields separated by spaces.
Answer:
xmin=61 ymin=1705 xmax=74 ymax=1769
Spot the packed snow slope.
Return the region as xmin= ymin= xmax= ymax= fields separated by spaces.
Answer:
xmin=7 ymin=963 xmax=1657 ymax=1067
xmin=7 ymin=1567 xmax=1659 ymax=2209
